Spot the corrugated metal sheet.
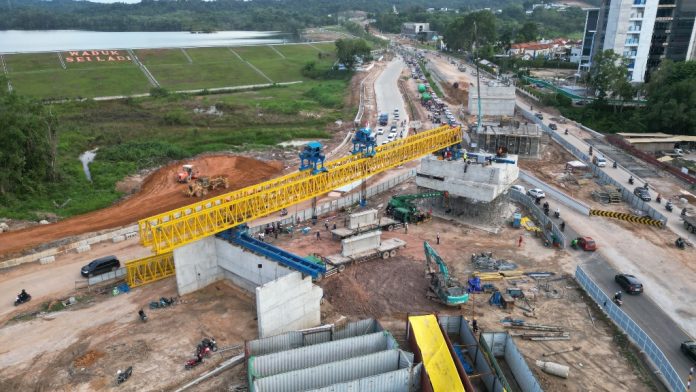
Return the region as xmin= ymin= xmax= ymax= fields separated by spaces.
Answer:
xmin=483 ymin=332 xmax=543 ymax=392
xmin=254 ymin=349 xmax=412 ymax=392
xmin=304 ymin=366 xmax=419 ymax=392
xmin=252 ymin=332 xmax=388 ymax=378
xmin=248 ymin=319 xmax=382 ymax=357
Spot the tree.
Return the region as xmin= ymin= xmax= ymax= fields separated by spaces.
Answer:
xmin=335 ymin=38 xmax=371 ymax=70
xmin=517 ymin=22 xmax=538 ymax=42
xmin=443 ymin=11 xmax=496 ymax=52
xmin=0 ymin=83 xmax=59 ymax=197
xmin=642 ymin=60 xmax=696 ymax=134
xmin=587 ymin=50 xmax=629 ymax=100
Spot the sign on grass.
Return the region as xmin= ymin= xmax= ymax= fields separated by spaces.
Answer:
xmin=65 ymin=50 xmax=131 ymax=63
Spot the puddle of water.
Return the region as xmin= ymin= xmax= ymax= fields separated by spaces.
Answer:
xmin=277 ymin=140 xmax=313 ymax=147
xmin=79 ymin=148 xmax=98 ymax=182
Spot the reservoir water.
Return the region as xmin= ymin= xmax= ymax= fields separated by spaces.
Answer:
xmin=0 ymin=30 xmax=288 ymax=53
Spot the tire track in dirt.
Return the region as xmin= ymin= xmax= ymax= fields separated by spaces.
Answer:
xmin=0 ymin=155 xmax=282 ymax=258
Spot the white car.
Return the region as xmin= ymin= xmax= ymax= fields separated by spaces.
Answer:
xmin=381 ymin=140 xmax=389 ymax=145
xmin=387 ymin=133 xmax=396 ymax=141
xmin=510 ymin=185 xmax=526 ymax=194
xmin=377 ymin=128 xmax=384 ymax=135
xmin=527 ymin=188 xmax=546 ymax=199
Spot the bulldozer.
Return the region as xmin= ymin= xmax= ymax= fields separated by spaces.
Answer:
xmin=176 ymin=164 xmax=199 ymax=183
xmin=183 ymin=175 xmax=230 ymax=197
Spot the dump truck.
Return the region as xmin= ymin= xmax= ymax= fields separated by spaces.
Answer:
xmin=331 ymin=209 xmax=402 ymax=239
xmin=324 ymin=231 xmax=407 ymax=266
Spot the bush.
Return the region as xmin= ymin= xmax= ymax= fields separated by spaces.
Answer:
xmin=303 ymin=83 xmax=344 ymax=108
xmin=150 ymin=87 xmax=170 ymax=98
xmin=99 ymin=141 xmax=189 ymax=167
xmin=162 ymin=110 xmax=191 ymax=125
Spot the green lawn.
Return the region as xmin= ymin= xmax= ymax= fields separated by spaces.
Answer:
xmin=307 ymin=42 xmax=336 ymax=52
xmin=4 ymin=53 xmax=61 ymax=72
xmin=4 ymin=42 xmax=337 ymax=98
xmin=135 ymin=48 xmax=189 ymax=65
xmin=8 ymin=66 xmax=152 ymax=99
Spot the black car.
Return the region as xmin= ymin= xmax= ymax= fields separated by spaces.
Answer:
xmin=614 ymin=274 xmax=643 ymax=294
xmin=549 ymin=123 xmax=557 ymax=130
xmin=681 ymin=341 xmax=696 ymax=362
xmin=535 ymin=113 xmax=544 ymax=120
xmin=81 ymin=255 xmax=120 ymax=277
xmin=633 ymin=187 xmax=651 ymax=201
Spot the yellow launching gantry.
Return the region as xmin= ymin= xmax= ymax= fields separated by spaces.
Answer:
xmin=137 ymin=125 xmax=462 ymax=255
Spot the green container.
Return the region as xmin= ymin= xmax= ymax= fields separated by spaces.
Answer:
xmin=418 ymin=84 xmax=426 ymax=93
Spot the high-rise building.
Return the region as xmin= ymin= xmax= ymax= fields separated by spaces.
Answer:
xmin=580 ymin=0 xmax=696 ymax=82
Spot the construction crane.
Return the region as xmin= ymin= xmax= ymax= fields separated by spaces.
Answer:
xmin=136 ymin=125 xmax=461 ymax=256
xmin=386 ymin=191 xmax=447 ymax=223
xmin=423 ymin=241 xmax=469 ymax=306
xmin=299 ymin=141 xmax=327 ymax=174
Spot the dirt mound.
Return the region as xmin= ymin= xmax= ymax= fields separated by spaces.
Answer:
xmin=0 ymin=155 xmax=283 ymax=258
xmin=73 ymin=350 xmax=104 ymax=368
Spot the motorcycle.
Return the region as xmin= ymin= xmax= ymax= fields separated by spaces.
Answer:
xmin=628 ymin=176 xmax=634 ymax=185
xmin=564 ymin=129 xmax=569 ymax=135
xmin=613 ymin=297 xmax=623 ymax=307
xmin=665 ymin=201 xmax=673 ymax=212
xmin=613 ymin=161 xmax=618 ymax=169
xmin=554 ymin=210 xmax=560 ymax=219
xmin=184 ymin=356 xmax=203 ymax=370
xmin=149 ymin=297 xmax=176 ymax=309
xmin=14 ymin=293 xmax=31 ymax=306
xmin=197 ymin=337 xmax=218 ymax=358
xmin=138 ymin=309 xmax=147 ymax=323
xmin=116 ymin=366 xmax=132 ymax=384
xmin=676 ymin=237 xmax=686 ymax=250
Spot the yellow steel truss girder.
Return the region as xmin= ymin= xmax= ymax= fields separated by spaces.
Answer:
xmin=125 ymin=252 xmax=175 ymax=288
xmin=140 ymin=125 xmax=462 ymax=254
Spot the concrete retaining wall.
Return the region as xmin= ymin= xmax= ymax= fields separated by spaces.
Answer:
xmin=173 ymin=236 xmax=221 ymax=296
xmin=348 ymin=209 xmax=377 ymax=230
xmin=341 ymin=231 xmax=381 ymax=257
xmin=216 ymin=238 xmax=293 ymax=293
xmin=256 ymin=272 xmax=322 ymax=338
xmin=0 ymin=224 xmax=139 ymax=270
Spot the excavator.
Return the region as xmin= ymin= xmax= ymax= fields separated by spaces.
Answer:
xmin=423 ymin=241 xmax=469 ymax=307
xmin=386 ymin=191 xmax=448 ymax=223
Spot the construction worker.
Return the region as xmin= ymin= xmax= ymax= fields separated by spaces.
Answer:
xmin=571 ymin=238 xmax=578 ymax=249
xmin=518 ymin=235 xmax=523 ymax=247
xmin=404 ymin=222 xmax=409 ymax=234
xmin=324 ymin=220 xmax=329 ymax=231
xmin=436 ymin=232 xmax=440 ymax=245
xmin=316 ymin=231 xmax=321 ymax=241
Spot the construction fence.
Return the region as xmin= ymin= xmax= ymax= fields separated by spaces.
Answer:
xmin=516 ymin=105 xmax=667 ymax=227
xmin=509 ymin=189 xmax=567 ymax=248
xmin=575 ymin=266 xmax=685 ymax=392
xmin=248 ymin=170 xmax=417 ymax=235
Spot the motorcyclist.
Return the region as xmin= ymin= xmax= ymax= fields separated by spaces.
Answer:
xmin=613 ymin=161 xmax=618 ymax=168
xmin=628 ymin=176 xmax=634 ymax=185
xmin=560 ymin=221 xmax=566 ymax=232
xmin=18 ymin=289 xmax=29 ymax=302
xmin=589 ymin=146 xmax=593 ymax=156
xmin=571 ymin=238 xmax=578 ymax=248
xmin=614 ymin=291 xmax=622 ymax=302
xmin=665 ymin=201 xmax=673 ymax=211
xmin=682 ymin=208 xmax=688 ymax=216
xmin=564 ymin=129 xmax=569 ymax=135
xmin=543 ymin=201 xmax=550 ymax=211
xmin=656 ymin=194 xmax=661 ymax=203
xmin=676 ymin=237 xmax=685 ymax=249
xmin=138 ymin=308 xmax=147 ymax=321
xmin=643 ymin=182 xmax=649 ymax=190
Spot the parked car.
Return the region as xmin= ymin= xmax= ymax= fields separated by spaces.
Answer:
xmin=377 ymin=128 xmax=384 ymax=135
xmin=576 ymin=237 xmax=597 ymax=251
xmin=633 ymin=187 xmax=651 ymax=201
xmin=535 ymin=113 xmax=544 ymax=120
xmin=510 ymin=185 xmax=526 ymax=194
xmin=549 ymin=123 xmax=557 ymax=130
xmin=614 ymin=273 xmax=643 ymax=294
xmin=527 ymin=188 xmax=546 ymax=199
xmin=681 ymin=341 xmax=696 ymax=362
xmin=81 ymin=255 xmax=120 ymax=278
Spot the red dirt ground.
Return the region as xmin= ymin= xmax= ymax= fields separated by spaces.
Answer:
xmin=0 ymin=155 xmax=282 ymax=259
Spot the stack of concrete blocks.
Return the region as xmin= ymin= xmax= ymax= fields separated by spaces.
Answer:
xmin=416 ymin=155 xmax=519 ymax=202
xmin=256 ymin=272 xmax=323 ymax=338
xmin=467 ymin=81 xmax=516 ymax=116
xmin=341 ymin=230 xmax=382 ymax=257
xmin=348 ymin=209 xmax=378 ymax=230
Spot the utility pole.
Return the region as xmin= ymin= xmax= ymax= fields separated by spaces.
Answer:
xmin=474 ymin=21 xmax=483 ymax=134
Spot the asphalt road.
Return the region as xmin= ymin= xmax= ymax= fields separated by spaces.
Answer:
xmin=581 ymin=254 xmax=695 ymax=381
xmin=526 ymin=186 xmax=696 ymax=386
xmin=374 ymin=58 xmax=408 ymax=145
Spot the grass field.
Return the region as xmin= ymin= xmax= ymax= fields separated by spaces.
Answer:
xmin=3 ymin=43 xmax=337 ymax=99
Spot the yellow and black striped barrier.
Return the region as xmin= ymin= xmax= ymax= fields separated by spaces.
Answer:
xmin=589 ymin=209 xmax=664 ymax=228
